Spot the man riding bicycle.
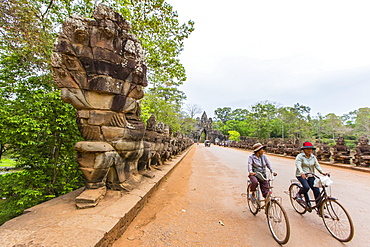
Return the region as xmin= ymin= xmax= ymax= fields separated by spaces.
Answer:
xmin=248 ymin=143 xmax=277 ymax=200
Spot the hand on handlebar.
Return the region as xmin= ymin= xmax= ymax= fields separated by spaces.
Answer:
xmin=301 ymin=173 xmax=307 ymax=179
xmin=250 ymin=172 xmax=256 ymax=176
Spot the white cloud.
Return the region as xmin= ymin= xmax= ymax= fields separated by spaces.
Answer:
xmin=169 ymin=0 xmax=370 ymax=117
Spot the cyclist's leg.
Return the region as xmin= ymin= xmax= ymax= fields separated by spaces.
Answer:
xmin=297 ymin=176 xmax=311 ymax=204
xmin=249 ymin=175 xmax=258 ymax=198
xmin=307 ymin=177 xmax=320 ymax=203
xmin=259 ymin=179 xmax=269 ymax=198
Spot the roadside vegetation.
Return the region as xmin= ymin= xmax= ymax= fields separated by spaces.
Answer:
xmin=213 ymin=101 xmax=369 ymax=147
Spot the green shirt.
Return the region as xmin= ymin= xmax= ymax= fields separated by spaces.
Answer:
xmin=295 ymin=152 xmax=324 ymax=177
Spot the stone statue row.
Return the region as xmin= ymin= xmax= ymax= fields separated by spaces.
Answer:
xmin=225 ymin=136 xmax=370 ymax=167
xmin=52 ymin=5 xmax=192 ymax=208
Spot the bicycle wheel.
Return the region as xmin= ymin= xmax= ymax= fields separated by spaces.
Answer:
xmin=266 ymin=200 xmax=290 ymax=245
xmin=320 ymin=198 xmax=354 ymax=242
xmin=288 ymin=183 xmax=306 ymax=214
xmin=246 ymin=184 xmax=259 ymax=215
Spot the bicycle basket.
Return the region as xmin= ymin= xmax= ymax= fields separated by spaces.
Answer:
xmin=314 ymin=176 xmax=333 ymax=187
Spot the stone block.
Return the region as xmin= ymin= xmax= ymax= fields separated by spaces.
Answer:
xmin=75 ymin=187 xmax=107 ymax=209
xmin=95 ymin=60 xmax=120 ymax=78
xmin=75 ymin=141 xmax=114 ymax=152
xmin=78 ymin=124 xmax=103 ymax=140
xmin=88 ymin=75 xmax=122 ymax=94
xmin=101 ymin=126 xmax=126 ymax=141
xmin=69 ymin=70 xmax=88 ymax=89
xmin=76 ymin=152 xmax=96 ymax=168
xmin=88 ymin=110 xmax=115 ymax=126
xmin=93 ymin=47 xmax=121 ymax=64
xmin=89 ymin=25 xmax=115 ymax=50
xmin=79 ymin=56 xmax=97 ymax=75
xmin=117 ymin=148 xmax=144 ymax=161
xmin=72 ymin=44 xmax=93 ymax=59
xmin=122 ymin=97 xmax=137 ymax=113
xmin=127 ymin=85 xmax=144 ymax=99
xmin=84 ymin=91 xmax=114 ymax=110
xmin=62 ymin=54 xmax=85 ymax=71
xmin=112 ymin=139 xmax=143 ymax=152
xmin=117 ymin=66 xmax=133 ymax=81
xmin=94 ymin=151 xmax=116 ymax=169
xmin=54 ymin=39 xmax=75 ymax=55
xmin=77 ymin=110 xmax=90 ymax=119
xmin=61 ymin=88 xmax=92 ymax=109
xmin=113 ymin=37 xmax=123 ymax=55
xmin=120 ymin=81 xmax=131 ymax=96
xmin=111 ymin=95 xmax=126 ymax=112
xmin=52 ymin=68 xmax=80 ymax=88
xmin=80 ymin=167 xmax=109 ymax=182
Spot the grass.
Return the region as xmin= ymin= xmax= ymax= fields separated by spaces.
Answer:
xmin=0 ymin=159 xmax=16 ymax=167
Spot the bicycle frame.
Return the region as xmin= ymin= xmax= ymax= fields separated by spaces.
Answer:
xmin=289 ymin=173 xmax=354 ymax=242
xmin=293 ymin=173 xmax=337 ymax=212
xmin=247 ymin=171 xmax=290 ymax=244
xmin=249 ymin=171 xmax=282 ymax=213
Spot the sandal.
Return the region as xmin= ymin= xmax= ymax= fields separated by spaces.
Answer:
xmin=250 ymin=193 xmax=257 ymax=202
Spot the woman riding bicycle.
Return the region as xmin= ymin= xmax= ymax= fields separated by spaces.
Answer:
xmin=295 ymin=142 xmax=328 ymax=208
xmin=248 ymin=143 xmax=277 ymax=200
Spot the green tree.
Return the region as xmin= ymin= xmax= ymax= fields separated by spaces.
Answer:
xmin=353 ymin=107 xmax=370 ymax=137
xmin=228 ymin=130 xmax=240 ymax=141
xmin=249 ymin=101 xmax=278 ymax=139
xmin=140 ymin=86 xmax=186 ymax=132
xmin=322 ymin=113 xmax=344 ymax=141
xmin=214 ymin=107 xmax=232 ymax=124
xmin=229 ymin=108 xmax=249 ymax=121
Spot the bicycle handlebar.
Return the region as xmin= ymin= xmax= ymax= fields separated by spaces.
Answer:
xmin=304 ymin=172 xmax=330 ymax=178
xmin=254 ymin=171 xmax=275 ymax=181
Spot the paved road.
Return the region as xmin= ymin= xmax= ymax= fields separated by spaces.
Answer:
xmin=114 ymin=144 xmax=370 ymax=246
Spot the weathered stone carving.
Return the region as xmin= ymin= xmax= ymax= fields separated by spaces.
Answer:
xmin=316 ymin=142 xmax=331 ymax=162
xmin=284 ymin=140 xmax=295 ymax=156
xmin=332 ymin=137 xmax=351 ymax=164
xmin=353 ymin=135 xmax=370 ymax=167
xmin=52 ymin=4 xmax=148 ymax=208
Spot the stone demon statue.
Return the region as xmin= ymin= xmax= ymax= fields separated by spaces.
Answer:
xmin=51 ymin=4 xmax=148 ymax=208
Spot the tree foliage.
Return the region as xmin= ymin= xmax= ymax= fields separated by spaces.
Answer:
xmin=228 ymin=130 xmax=240 ymax=141
xmin=0 ymin=0 xmax=194 ymax=225
xmin=213 ymin=102 xmax=367 ymax=144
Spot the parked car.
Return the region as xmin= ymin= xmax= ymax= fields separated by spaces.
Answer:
xmin=204 ymin=140 xmax=211 ymax=147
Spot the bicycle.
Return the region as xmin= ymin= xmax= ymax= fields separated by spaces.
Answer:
xmin=288 ymin=173 xmax=354 ymax=242
xmin=245 ymin=171 xmax=290 ymax=245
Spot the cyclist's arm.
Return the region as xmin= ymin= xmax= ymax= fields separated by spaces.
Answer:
xmin=295 ymin=154 xmax=305 ymax=175
xmin=263 ymin=155 xmax=274 ymax=173
xmin=313 ymin=156 xmax=325 ymax=174
xmin=247 ymin=156 xmax=254 ymax=174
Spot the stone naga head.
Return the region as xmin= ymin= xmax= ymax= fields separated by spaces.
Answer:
xmin=51 ymin=4 xmax=147 ymax=117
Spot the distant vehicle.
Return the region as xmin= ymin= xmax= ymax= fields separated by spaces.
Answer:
xmin=204 ymin=140 xmax=211 ymax=147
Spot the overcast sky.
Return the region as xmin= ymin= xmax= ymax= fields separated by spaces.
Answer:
xmin=167 ymin=0 xmax=370 ymax=119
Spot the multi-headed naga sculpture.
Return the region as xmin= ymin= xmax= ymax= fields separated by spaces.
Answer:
xmin=52 ymin=4 xmax=148 ymax=208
